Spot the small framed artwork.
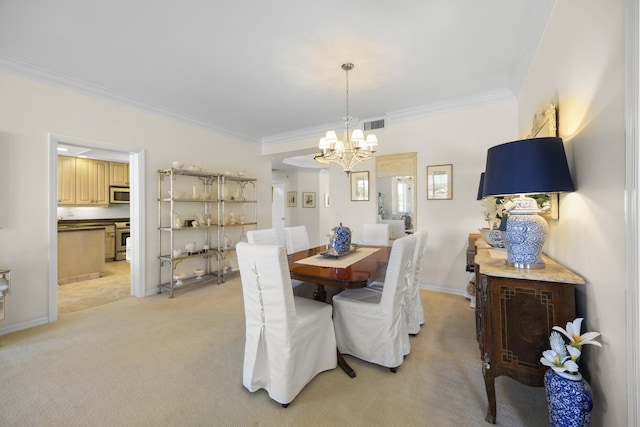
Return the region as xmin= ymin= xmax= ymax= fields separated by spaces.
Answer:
xmin=287 ymin=191 xmax=297 ymax=207
xmin=350 ymin=171 xmax=370 ymax=201
xmin=427 ymin=164 xmax=453 ymax=200
xmin=302 ymin=192 xmax=316 ymax=208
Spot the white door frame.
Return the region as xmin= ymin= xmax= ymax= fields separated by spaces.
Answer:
xmin=48 ymin=134 xmax=146 ymax=322
xmin=625 ymin=0 xmax=639 ymax=424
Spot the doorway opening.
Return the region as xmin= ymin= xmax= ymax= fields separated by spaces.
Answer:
xmin=49 ymin=135 xmax=145 ymax=321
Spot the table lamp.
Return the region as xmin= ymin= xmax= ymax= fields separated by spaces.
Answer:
xmin=477 ymin=172 xmax=485 ymax=201
xmin=482 ymin=137 xmax=575 ymax=268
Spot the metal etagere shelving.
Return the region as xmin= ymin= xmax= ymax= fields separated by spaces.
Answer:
xmin=157 ymin=168 xmax=257 ymax=297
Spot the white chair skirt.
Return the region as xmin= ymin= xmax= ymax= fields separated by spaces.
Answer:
xmin=332 ymin=288 xmax=409 ymax=368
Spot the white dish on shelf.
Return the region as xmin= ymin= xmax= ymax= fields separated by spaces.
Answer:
xmin=172 ymin=161 xmax=184 ymax=169
xmin=194 ymin=269 xmax=205 ymax=279
xmin=173 ymin=273 xmax=186 ymax=286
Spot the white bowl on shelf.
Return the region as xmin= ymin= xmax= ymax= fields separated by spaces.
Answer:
xmin=173 ymin=273 xmax=186 ymax=286
xmin=172 ymin=161 xmax=184 ymax=169
xmin=194 ymin=269 xmax=205 ymax=279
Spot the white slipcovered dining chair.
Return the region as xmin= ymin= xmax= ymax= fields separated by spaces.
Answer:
xmin=247 ymin=228 xmax=279 ymax=245
xmin=236 ymin=242 xmax=337 ymax=407
xmin=332 ymin=234 xmax=417 ymax=371
xmin=284 ymin=225 xmax=311 ymax=254
xmin=360 ymin=223 xmax=389 ymax=246
xmin=406 ymin=231 xmax=428 ymax=333
xmin=369 ymin=231 xmax=428 ymax=335
xmin=247 ymin=228 xmax=311 ymax=296
xmin=382 ymin=219 xmax=406 ymax=240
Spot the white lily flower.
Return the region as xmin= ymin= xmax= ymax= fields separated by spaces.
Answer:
xmin=553 ymin=317 xmax=602 ymax=348
xmin=567 ymin=345 xmax=581 ymax=363
xmin=540 ymin=350 xmax=561 ymax=368
xmin=541 ymin=317 xmax=602 ymax=376
xmin=540 ymin=350 xmax=579 ymax=374
xmin=563 ymin=359 xmax=580 ymax=374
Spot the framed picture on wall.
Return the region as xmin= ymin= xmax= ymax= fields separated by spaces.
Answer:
xmin=302 ymin=192 xmax=316 ymax=208
xmin=427 ymin=164 xmax=453 ymax=200
xmin=287 ymin=191 xmax=297 ymax=207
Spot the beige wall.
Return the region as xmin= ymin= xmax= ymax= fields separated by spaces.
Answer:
xmin=0 ymin=71 xmax=272 ymax=333
xmin=517 ymin=0 xmax=626 ymax=424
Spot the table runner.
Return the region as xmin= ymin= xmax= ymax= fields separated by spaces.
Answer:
xmin=295 ymin=247 xmax=380 ymax=269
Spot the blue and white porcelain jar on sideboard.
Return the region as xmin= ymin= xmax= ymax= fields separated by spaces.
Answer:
xmin=544 ymin=369 xmax=593 ymax=427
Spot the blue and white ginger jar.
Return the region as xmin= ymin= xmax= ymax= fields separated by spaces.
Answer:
xmin=544 ymin=369 xmax=593 ymax=427
xmin=329 ymin=223 xmax=351 ymax=255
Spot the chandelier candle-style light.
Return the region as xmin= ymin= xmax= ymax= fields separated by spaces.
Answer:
xmin=314 ymin=63 xmax=378 ymax=174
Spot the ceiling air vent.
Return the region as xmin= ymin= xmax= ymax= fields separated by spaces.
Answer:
xmin=364 ymin=119 xmax=385 ymax=131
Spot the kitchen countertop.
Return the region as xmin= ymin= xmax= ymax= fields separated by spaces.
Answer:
xmin=58 ymin=218 xmax=129 ymax=231
xmin=58 ymin=225 xmax=107 ymax=231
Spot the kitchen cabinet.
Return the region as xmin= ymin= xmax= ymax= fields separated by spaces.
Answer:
xmin=75 ymin=158 xmax=109 ymax=206
xmin=110 ymin=161 xmax=129 ymax=187
xmin=474 ymin=240 xmax=585 ymax=423
xmin=57 ymin=156 xmax=76 ymax=205
xmin=58 ymin=227 xmax=105 ymax=284
xmin=105 ymin=225 xmax=116 ymax=260
xmin=157 ymin=168 xmax=257 ymax=297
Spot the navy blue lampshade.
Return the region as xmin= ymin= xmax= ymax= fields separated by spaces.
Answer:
xmin=477 ymin=172 xmax=485 ymax=200
xmin=482 ymin=137 xmax=575 ymax=197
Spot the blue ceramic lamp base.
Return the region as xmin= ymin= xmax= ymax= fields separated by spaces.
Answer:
xmin=502 ymin=196 xmax=549 ymax=269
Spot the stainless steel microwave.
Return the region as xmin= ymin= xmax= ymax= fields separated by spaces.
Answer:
xmin=110 ymin=186 xmax=130 ymax=204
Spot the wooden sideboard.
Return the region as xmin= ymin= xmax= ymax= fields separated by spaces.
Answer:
xmin=474 ymin=240 xmax=585 ymax=423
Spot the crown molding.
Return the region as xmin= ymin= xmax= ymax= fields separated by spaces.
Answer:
xmin=385 ymin=89 xmax=515 ymax=124
xmin=0 ymin=55 xmax=259 ymax=144
xmin=261 ymin=89 xmax=516 ymax=146
xmin=0 ymin=54 xmax=515 ymax=148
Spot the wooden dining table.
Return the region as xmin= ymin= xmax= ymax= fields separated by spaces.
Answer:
xmin=287 ymin=244 xmax=392 ymax=378
xmin=287 ymin=244 xmax=392 ymax=302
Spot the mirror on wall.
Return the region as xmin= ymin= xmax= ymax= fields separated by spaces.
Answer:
xmin=375 ymin=152 xmax=417 ymax=236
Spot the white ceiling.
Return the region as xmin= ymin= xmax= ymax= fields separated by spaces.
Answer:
xmin=0 ymin=1 xmax=553 ymax=145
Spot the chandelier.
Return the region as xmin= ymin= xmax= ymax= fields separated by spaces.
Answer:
xmin=314 ymin=62 xmax=378 ymax=174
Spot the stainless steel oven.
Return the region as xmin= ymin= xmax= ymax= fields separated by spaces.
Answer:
xmin=114 ymin=222 xmax=130 ymax=261
xmin=110 ymin=186 xmax=130 ymax=204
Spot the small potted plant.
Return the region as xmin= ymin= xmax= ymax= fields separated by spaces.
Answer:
xmin=540 ymin=318 xmax=602 ymax=427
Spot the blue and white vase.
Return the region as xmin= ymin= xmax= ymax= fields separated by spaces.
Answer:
xmin=544 ymin=369 xmax=593 ymax=427
xmin=329 ymin=223 xmax=351 ymax=255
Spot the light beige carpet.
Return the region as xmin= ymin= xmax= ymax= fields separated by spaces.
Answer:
xmin=0 ymin=278 xmax=548 ymax=426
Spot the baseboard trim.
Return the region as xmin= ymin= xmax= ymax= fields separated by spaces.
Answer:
xmin=0 ymin=316 xmax=49 ymax=336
